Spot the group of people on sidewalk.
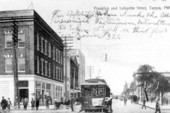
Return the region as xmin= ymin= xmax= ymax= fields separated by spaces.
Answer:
xmin=0 ymin=96 xmax=40 ymax=111
xmin=0 ymin=96 xmax=12 ymax=112
xmin=141 ymin=97 xmax=161 ymax=113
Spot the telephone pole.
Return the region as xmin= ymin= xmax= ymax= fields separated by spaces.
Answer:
xmin=11 ymin=20 xmax=20 ymax=109
xmin=64 ymin=36 xmax=73 ymax=100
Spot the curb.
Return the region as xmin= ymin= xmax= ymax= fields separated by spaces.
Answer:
xmin=136 ymin=103 xmax=155 ymax=110
xmin=136 ymin=103 xmax=170 ymax=111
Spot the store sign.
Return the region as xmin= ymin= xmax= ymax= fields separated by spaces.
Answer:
xmin=18 ymin=81 xmax=28 ymax=87
xmin=92 ymin=98 xmax=103 ymax=106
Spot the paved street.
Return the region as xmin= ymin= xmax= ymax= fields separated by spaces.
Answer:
xmin=7 ymin=99 xmax=170 ymax=113
xmin=112 ymin=99 xmax=169 ymax=113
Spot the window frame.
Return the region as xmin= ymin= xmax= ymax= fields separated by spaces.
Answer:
xmin=18 ymin=57 xmax=25 ymax=72
xmin=5 ymin=57 xmax=13 ymax=73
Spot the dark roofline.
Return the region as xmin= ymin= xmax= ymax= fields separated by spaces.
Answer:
xmin=33 ymin=10 xmax=64 ymax=47
xmin=0 ymin=9 xmax=64 ymax=48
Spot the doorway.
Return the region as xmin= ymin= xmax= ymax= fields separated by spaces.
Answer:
xmin=19 ymin=89 xmax=29 ymax=102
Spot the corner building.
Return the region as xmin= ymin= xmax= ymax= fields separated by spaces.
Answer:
xmin=0 ymin=10 xmax=64 ymax=105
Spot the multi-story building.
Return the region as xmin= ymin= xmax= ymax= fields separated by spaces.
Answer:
xmin=0 ymin=10 xmax=64 ymax=105
xmin=64 ymin=49 xmax=85 ymax=99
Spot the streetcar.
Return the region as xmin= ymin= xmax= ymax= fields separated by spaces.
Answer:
xmin=80 ymin=78 xmax=112 ymax=113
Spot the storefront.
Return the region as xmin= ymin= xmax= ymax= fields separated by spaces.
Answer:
xmin=0 ymin=75 xmax=64 ymax=106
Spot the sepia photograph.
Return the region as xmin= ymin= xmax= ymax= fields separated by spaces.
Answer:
xmin=0 ymin=0 xmax=170 ymax=113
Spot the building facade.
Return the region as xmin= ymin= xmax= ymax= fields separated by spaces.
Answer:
xmin=69 ymin=49 xmax=85 ymax=98
xmin=0 ymin=10 xmax=64 ymax=105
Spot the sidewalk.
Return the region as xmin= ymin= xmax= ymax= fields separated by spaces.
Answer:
xmin=7 ymin=104 xmax=81 ymax=113
xmin=136 ymin=101 xmax=170 ymax=111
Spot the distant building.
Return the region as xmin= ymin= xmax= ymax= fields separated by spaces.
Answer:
xmin=0 ymin=10 xmax=64 ymax=105
xmin=66 ymin=49 xmax=85 ymax=98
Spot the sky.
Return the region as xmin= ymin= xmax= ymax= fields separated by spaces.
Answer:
xmin=0 ymin=0 xmax=170 ymax=95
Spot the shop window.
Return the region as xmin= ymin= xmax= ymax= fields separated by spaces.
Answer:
xmin=36 ymin=81 xmax=41 ymax=89
xmin=46 ymin=84 xmax=51 ymax=89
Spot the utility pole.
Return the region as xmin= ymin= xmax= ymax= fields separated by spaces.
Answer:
xmin=64 ymin=36 xmax=73 ymax=100
xmin=11 ymin=20 xmax=20 ymax=109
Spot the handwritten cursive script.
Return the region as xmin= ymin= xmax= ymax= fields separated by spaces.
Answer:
xmin=51 ymin=5 xmax=170 ymax=40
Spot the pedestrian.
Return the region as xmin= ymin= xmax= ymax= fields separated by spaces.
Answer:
xmin=142 ymin=98 xmax=146 ymax=109
xmin=54 ymin=98 xmax=58 ymax=110
xmin=7 ymin=98 xmax=12 ymax=111
xmin=124 ymin=97 xmax=127 ymax=106
xmin=70 ymin=96 xmax=75 ymax=112
xmin=64 ymin=99 xmax=70 ymax=109
xmin=108 ymin=97 xmax=113 ymax=112
xmin=76 ymin=96 xmax=84 ymax=113
xmin=1 ymin=96 xmax=8 ymax=111
xmin=155 ymin=98 xmax=161 ymax=113
xmin=31 ymin=98 xmax=35 ymax=110
xmin=23 ymin=98 xmax=28 ymax=110
xmin=46 ymin=97 xmax=49 ymax=109
xmin=36 ymin=98 xmax=40 ymax=110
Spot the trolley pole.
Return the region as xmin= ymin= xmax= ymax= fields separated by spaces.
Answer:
xmin=11 ymin=20 xmax=20 ymax=109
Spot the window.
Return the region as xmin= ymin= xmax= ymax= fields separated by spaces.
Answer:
xmin=53 ymin=47 xmax=55 ymax=60
xmin=56 ymin=66 xmax=58 ymax=80
xmin=37 ymin=56 xmax=39 ymax=74
xmin=45 ymin=61 xmax=47 ymax=76
xmin=45 ymin=40 xmax=47 ymax=55
xmin=53 ymin=63 xmax=55 ymax=79
xmin=61 ymin=68 xmax=63 ymax=81
xmin=58 ymin=50 xmax=60 ymax=63
xmin=41 ymin=38 xmax=44 ymax=53
xmin=5 ymin=34 xmax=12 ymax=48
xmin=56 ymin=49 xmax=58 ymax=62
xmin=37 ymin=33 xmax=39 ymax=51
xmin=5 ymin=58 xmax=12 ymax=72
xmin=18 ymin=58 xmax=25 ymax=72
xmin=43 ymin=60 xmax=45 ymax=76
xmin=49 ymin=62 xmax=51 ymax=78
xmin=18 ymin=33 xmax=25 ymax=48
xmin=41 ymin=58 xmax=44 ymax=75
xmin=48 ymin=44 xmax=51 ymax=57
xmin=43 ymin=39 xmax=45 ymax=54
xmin=61 ymin=52 xmax=63 ymax=64
xmin=58 ymin=67 xmax=60 ymax=80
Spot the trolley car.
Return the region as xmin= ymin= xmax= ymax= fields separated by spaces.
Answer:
xmin=81 ymin=78 xmax=112 ymax=113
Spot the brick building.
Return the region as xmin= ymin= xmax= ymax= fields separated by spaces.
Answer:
xmin=0 ymin=10 xmax=64 ymax=105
